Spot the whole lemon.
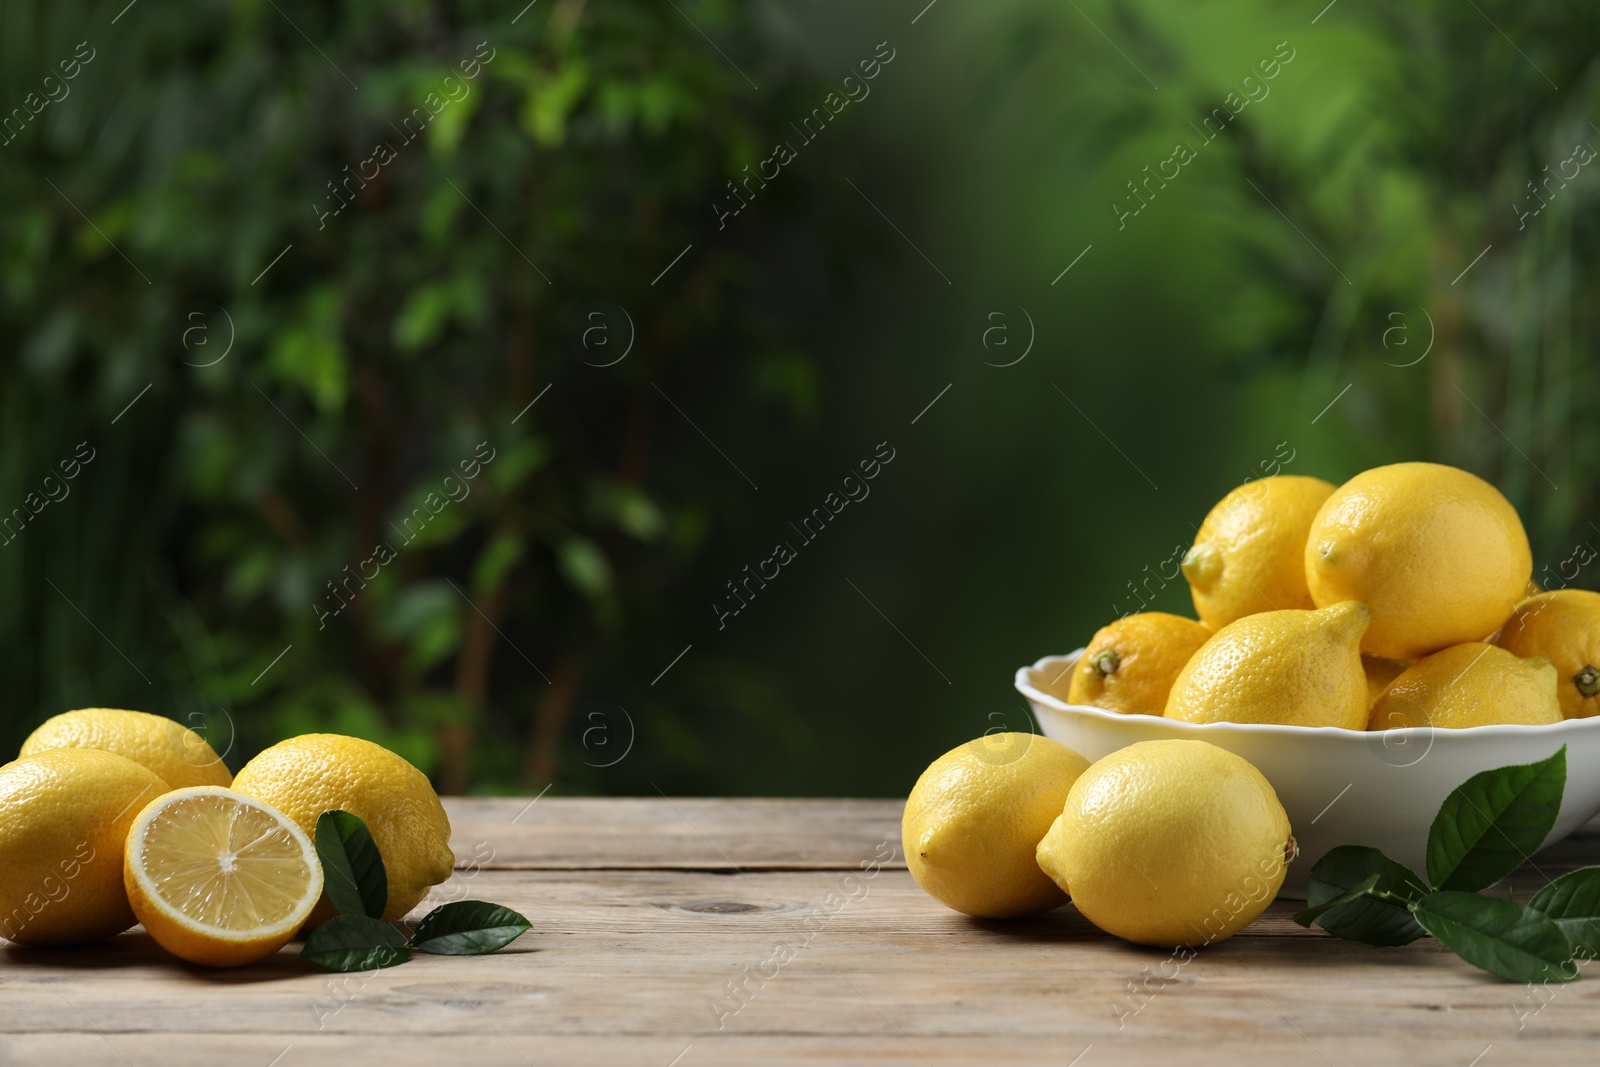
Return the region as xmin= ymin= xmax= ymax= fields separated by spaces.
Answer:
xmin=1304 ymin=463 xmax=1531 ymax=660
xmin=1362 ymin=655 xmax=1410 ymax=707
xmin=903 ymin=732 xmax=1091 ymax=918
xmin=1036 ymin=739 xmax=1293 ymax=947
xmin=0 ymin=749 xmax=168 ymax=944
xmin=231 ymin=735 xmax=454 ymax=924
xmin=1164 ymin=602 xmax=1370 ymax=729
xmin=1368 ymin=642 xmax=1562 ymax=729
xmin=1182 ymin=475 xmax=1336 ymax=630
xmin=22 ymin=708 xmax=231 ymax=790
xmin=1496 ymin=590 xmax=1600 ymax=719
xmin=1062 ymin=612 xmax=1212 ymax=716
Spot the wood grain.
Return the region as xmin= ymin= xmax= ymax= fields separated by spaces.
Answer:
xmin=440 ymin=797 xmax=906 ymax=870
xmin=3 ymin=800 xmax=1600 ymax=1066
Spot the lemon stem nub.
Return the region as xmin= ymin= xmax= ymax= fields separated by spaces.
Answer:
xmin=1091 ymin=650 xmax=1120 ymax=677
xmin=1283 ymin=836 xmax=1299 ymax=865
xmin=1576 ymin=665 xmax=1600 ymax=698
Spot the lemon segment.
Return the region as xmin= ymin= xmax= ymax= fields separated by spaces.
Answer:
xmin=124 ymin=787 xmax=322 ymax=967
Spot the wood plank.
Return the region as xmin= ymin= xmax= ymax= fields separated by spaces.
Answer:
xmin=4 ymin=868 xmax=1600 ymax=1058
xmin=442 ymin=797 xmax=905 ymax=870
xmin=441 ymin=797 xmax=1600 ymax=872
xmin=14 ymin=1033 xmax=1600 ymax=1067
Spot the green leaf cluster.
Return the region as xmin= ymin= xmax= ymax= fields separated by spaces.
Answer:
xmin=304 ymin=810 xmax=530 ymax=972
xmin=1295 ymin=748 xmax=1595 ymax=982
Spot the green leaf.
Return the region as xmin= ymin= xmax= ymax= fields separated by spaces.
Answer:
xmin=302 ymin=915 xmax=410 ymax=972
xmin=1412 ymin=891 xmax=1578 ymax=983
xmin=1293 ymin=873 xmax=1380 ymax=927
xmin=316 ymin=810 xmax=388 ymax=919
xmin=410 ymin=900 xmax=532 ymax=955
xmin=1427 ymin=747 xmax=1566 ymax=892
xmin=1528 ymin=867 xmax=1600 ymax=959
xmin=558 ymin=538 xmax=612 ymax=597
xmin=521 ymin=62 xmax=588 ymax=146
xmin=1297 ymin=845 xmax=1429 ymax=946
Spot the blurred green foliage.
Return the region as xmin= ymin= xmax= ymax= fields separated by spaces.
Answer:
xmin=2 ymin=0 xmax=1595 ymax=796
xmin=0 ymin=0 xmax=831 ymax=792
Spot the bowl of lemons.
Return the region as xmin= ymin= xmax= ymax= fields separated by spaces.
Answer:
xmin=1014 ymin=462 xmax=1600 ymax=899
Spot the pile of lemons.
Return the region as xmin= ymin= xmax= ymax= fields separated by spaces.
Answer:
xmin=903 ymin=461 xmax=1598 ymax=946
xmin=903 ymin=732 xmax=1293 ymax=946
xmin=1054 ymin=461 xmax=1600 ymax=729
xmin=0 ymin=709 xmax=454 ymax=966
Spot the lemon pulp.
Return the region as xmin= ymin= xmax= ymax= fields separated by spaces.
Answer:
xmin=140 ymin=793 xmax=313 ymax=929
xmin=125 ymin=786 xmax=322 ymax=966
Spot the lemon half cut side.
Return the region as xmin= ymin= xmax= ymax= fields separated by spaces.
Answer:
xmin=124 ymin=786 xmax=323 ymax=967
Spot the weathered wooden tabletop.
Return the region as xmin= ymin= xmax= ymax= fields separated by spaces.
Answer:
xmin=5 ymin=798 xmax=1599 ymax=1065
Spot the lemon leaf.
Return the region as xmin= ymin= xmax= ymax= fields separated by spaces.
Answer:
xmin=1292 ymin=873 xmax=1380 ymax=926
xmin=1412 ymin=891 xmax=1578 ymax=984
xmin=1426 ymin=746 xmax=1566 ymax=892
xmin=1528 ymin=867 xmax=1600 ymax=959
xmin=410 ymin=900 xmax=531 ymax=955
xmin=316 ymin=810 xmax=389 ymax=920
xmin=1296 ymin=844 xmax=1428 ymax=946
xmin=302 ymin=915 xmax=411 ymax=972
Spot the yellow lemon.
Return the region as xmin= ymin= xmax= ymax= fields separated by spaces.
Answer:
xmin=0 ymin=749 xmax=167 ymax=944
xmin=22 ymin=708 xmax=231 ymax=790
xmin=1182 ymin=475 xmax=1336 ymax=630
xmin=903 ymin=732 xmax=1091 ymax=918
xmin=231 ymin=734 xmax=454 ymax=924
xmin=1060 ymin=612 xmax=1212 ymax=716
xmin=1036 ymin=739 xmax=1293 ymax=947
xmin=124 ymin=787 xmax=322 ymax=967
xmin=1305 ymin=463 xmax=1531 ymax=660
xmin=1164 ymin=602 xmax=1369 ymax=729
xmin=1368 ymin=642 xmax=1562 ymax=729
xmin=1362 ymin=655 xmax=1410 ymax=707
xmin=1496 ymin=590 xmax=1600 ymax=720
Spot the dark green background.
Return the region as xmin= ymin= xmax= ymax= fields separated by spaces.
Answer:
xmin=2 ymin=0 xmax=1594 ymax=796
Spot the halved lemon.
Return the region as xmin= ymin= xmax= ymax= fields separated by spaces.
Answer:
xmin=124 ymin=786 xmax=323 ymax=967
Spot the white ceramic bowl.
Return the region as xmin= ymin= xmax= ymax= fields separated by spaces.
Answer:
xmin=1016 ymin=650 xmax=1600 ymax=899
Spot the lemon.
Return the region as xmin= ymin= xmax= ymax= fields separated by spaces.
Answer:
xmin=1305 ymin=463 xmax=1531 ymax=660
xmin=1036 ymin=739 xmax=1292 ymax=947
xmin=1164 ymin=602 xmax=1370 ymax=729
xmin=124 ymin=787 xmax=322 ymax=967
xmin=903 ymin=732 xmax=1091 ymax=918
xmin=22 ymin=708 xmax=231 ymax=790
xmin=0 ymin=749 xmax=167 ymax=944
xmin=1367 ymin=642 xmax=1562 ymax=729
xmin=1362 ymin=655 xmax=1410 ymax=707
xmin=1496 ymin=590 xmax=1600 ymax=720
xmin=1060 ymin=612 xmax=1212 ymax=716
xmin=1182 ymin=475 xmax=1336 ymax=630
xmin=231 ymin=734 xmax=454 ymax=924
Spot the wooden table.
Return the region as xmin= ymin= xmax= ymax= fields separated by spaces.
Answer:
xmin=5 ymin=798 xmax=1599 ymax=1065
